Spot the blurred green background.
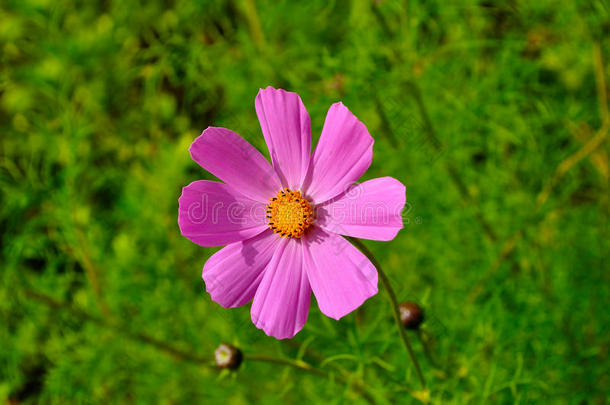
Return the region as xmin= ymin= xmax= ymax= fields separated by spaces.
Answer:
xmin=1 ymin=0 xmax=609 ymax=403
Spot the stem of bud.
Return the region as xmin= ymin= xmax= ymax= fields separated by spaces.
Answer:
xmin=348 ymin=237 xmax=426 ymax=389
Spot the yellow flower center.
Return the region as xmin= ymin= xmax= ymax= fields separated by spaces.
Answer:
xmin=266 ymin=189 xmax=314 ymax=238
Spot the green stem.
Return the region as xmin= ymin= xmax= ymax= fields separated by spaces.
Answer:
xmin=348 ymin=238 xmax=427 ymax=389
xmin=245 ymin=354 xmax=377 ymax=405
xmin=25 ymin=289 xmax=377 ymax=402
xmin=417 ymin=330 xmax=445 ymax=372
xmin=244 ymin=354 xmax=328 ymax=378
xmin=24 ymin=289 xmax=212 ymax=366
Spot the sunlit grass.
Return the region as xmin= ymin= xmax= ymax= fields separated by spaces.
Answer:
xmin=1 ymin=0 xmax=608 ymax=403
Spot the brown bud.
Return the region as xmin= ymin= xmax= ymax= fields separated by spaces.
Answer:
xmin=214 ymin=343 xmax=243 ymax=370
xmin=399 ymin=302 xmax=424 ymax=330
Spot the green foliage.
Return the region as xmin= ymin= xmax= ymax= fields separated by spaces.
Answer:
xmin=1 ymin=0 xmax=609 ymax=403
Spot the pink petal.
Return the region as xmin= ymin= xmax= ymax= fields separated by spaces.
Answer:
xmin=255 ymin=87 xmax=311 ymax=189
xmin=303 ymin=227 xmax=378 ymax=320
xmin=316 ymin=177 xmax=406 ymax=241
xmin=189 ymin=127 xmax=282 ymax=202
xmin=178 ymin=180 xmax=268 ymax=247
xmin=202 ymin=230 xmax=282 ymax=308
xmin=251 ymin=238 xmax=311 ymax=339
xmin=303 ymin=102 xmax=373 ymax=204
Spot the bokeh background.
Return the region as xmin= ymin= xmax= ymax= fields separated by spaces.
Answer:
xmin=1 ymin=0 xmax=609 ymax=403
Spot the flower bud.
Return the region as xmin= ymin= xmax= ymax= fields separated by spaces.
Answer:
xmin=214 ymin=343 xmax=243 ymax=370
xmin=398 ymin=302 xmax=424 ymax=330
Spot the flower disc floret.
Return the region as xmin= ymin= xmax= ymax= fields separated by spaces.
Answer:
xmin=265 ymin=189 xmax=314 ymax=238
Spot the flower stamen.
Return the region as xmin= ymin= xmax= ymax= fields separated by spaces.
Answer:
xmin=266 ymin=189 xmax=314 ymax=238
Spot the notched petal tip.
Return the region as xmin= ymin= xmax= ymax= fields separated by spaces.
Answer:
xmin=177 ymin=180 xmax=268 ymax=247
xmin=323 ymin=274 xmax=378 ymax=321
xmin=304 ymin=101 xmax=374 ymax=203
xmin=257 ymin=85 xmax=288 ymax=95
xmin=256 ymin=86 xmax=287 ymax=101
xmin=304 ymin=229 xmax=378 ymax=321
xmin=317 ymin=176 xmax=406 ymax=241
xmin=255 ymin=85 xmax=312 ymax=190
xmin=188 ymin=126 xmax=230 ymax=156
xmin=250 ymin=239 xmax=310 ymax=340
xmin=176 ymin=180 xmax=201 ymax=230
xmin=189 ymin=125 xmax=216 ymax=146
xmin=202 ymin=272 xmax=233 ymax=309
xmin=251 ymin=313 xmax=302 ymax=340
xmin=259 ymin=85 xmax=274 ymax=92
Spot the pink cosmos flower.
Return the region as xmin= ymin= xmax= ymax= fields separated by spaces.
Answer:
xmin=178 ymin=87 xmax=406 ymax=339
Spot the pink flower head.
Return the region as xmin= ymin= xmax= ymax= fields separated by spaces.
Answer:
xmin=178 ymin=87 xmax=406 ymax=339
